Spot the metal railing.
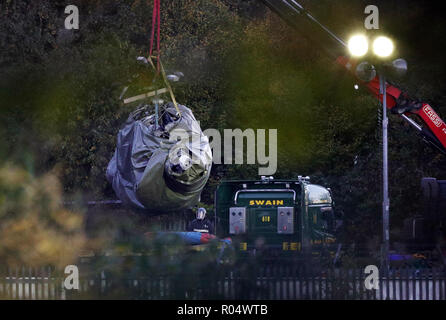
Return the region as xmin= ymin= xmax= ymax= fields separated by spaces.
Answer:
xmin=1 ymin=263 xmax=444 ymax=300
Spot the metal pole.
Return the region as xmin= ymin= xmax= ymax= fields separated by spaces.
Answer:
xmin=380 ymin=74 xmax=390 ymax=275
xmin=154 ymin=89 xmax=159 ymax=130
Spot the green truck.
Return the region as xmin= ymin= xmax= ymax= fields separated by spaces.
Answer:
xmin=214 ymin=176 xmax=341 ymax=256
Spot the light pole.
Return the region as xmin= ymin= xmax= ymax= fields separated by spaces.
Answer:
xmin=379 ymin=73 xmax=390 ymax=274
xmin=347 ymin=34 xmax=406 ymax=274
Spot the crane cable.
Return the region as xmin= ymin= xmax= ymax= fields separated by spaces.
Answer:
xmin=149 ymin=0 xmax=160 ymax=73
xmin=147 ymin=0 xmax=181 ymax=117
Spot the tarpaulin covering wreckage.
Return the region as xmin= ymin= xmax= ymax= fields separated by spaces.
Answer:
xmin=106 ymin=103 xmax=212 ymax=213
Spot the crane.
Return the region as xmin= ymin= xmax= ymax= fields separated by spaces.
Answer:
xmin=259 ymin=0 xmax=446 ymax=155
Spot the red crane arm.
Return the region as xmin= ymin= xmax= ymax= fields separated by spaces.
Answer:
xmin=336 ymin=56 xmax=446 ymax=153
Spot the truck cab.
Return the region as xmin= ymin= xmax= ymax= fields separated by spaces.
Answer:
xmin=214 ymin=176 xmax=338 ymax=254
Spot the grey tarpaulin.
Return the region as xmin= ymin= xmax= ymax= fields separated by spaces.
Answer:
xmin=106 ymin=103 xmax=212 ymax=213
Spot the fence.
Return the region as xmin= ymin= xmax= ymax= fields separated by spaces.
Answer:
xmin=0 ymin=262 xmax=445 ymax=300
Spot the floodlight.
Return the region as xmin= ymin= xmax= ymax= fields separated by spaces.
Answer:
xmin=373 ymin=36 xmax=394 ymax=58
xmin=348 ymin=35 xmax=368 ymax=57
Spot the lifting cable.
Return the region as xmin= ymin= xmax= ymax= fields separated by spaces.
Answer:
xmin=149 ymin=0 xmax=160 ymax=73
xmin=147 ymin=0 xmax=181 ymax=117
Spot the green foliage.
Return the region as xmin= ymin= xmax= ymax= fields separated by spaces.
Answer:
xmin=0 ymin=164 xmax=86 ymax=268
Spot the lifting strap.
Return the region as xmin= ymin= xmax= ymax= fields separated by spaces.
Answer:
xmin=149 ymin=0 xmax=161 ymax=73
xmin=147 ymin=0 xmax=181 ymax=116
xmin=148 ymin=55 xmax=180 ymax=115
